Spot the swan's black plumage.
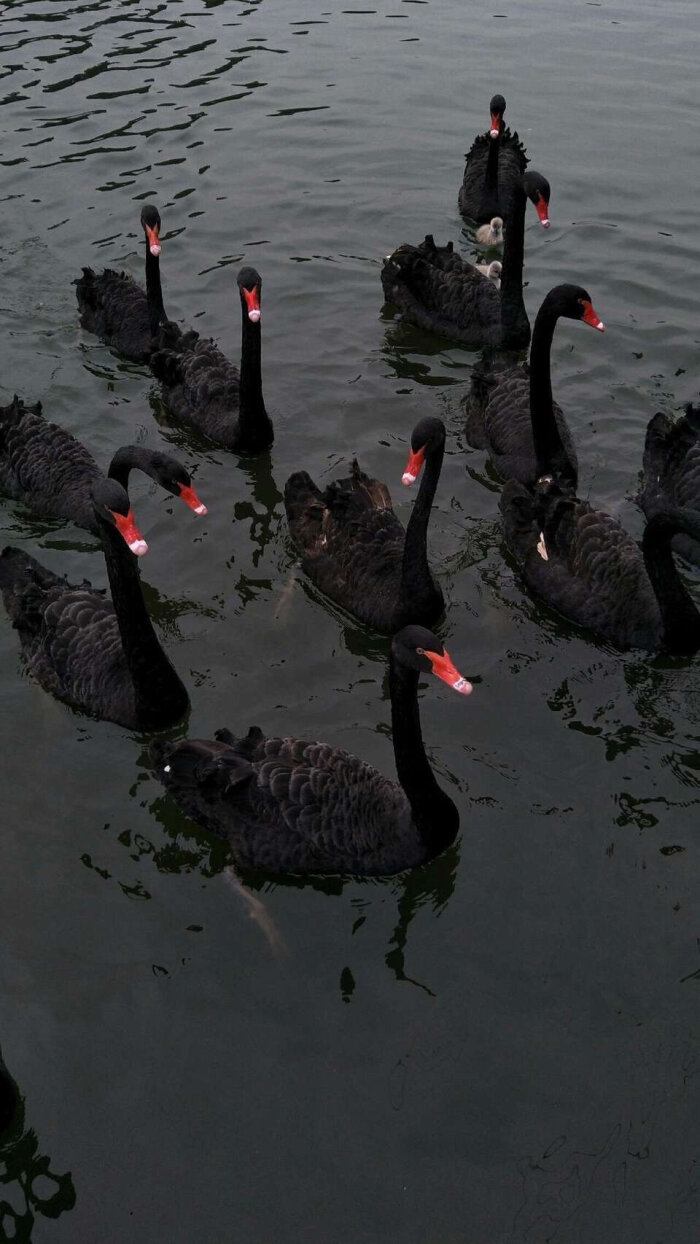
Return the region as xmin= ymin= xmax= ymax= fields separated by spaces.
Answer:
xmin=150 ymin=265 xmax=273 ymax=453
xmin=0 ymin=396 xmax=206 ymax=535
xmin=458 ymin=94 xmax=529 ymax=223
xmin=501 ymin=481 xmax=700 ymax=653
xmin=150 ymin=626 xmax=471 ymax=877
xmin=284 ymin=417 xmax=445 ymax=633
xmin=381 ymin=171 xmax=551 ymax=352
xmin=465 ymin=284 xmax=604 ymax=489
xmin=0 ymin=479 xmax=189 ymax=728
xmin=640 ymin=406 xmax=700 ymax=565
xmin=75 ymin=204 xmax=166 ymax=363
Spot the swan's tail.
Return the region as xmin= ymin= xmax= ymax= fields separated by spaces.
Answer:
xmin=0 ymin=547 xmax=63 ymax=630
xmin=284 ymin=471 xmax=326 ymax=552
xmin=151 ymin=732 xmax=257 ymax=793
xmin=0 ymin=395 xmax=43 ymax=446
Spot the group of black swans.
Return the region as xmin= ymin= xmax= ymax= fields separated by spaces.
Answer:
xmin=1 ymin=93 xmax=699 ymax=876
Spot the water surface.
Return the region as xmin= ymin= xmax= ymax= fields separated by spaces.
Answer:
xmin=1 ymin=0 xmax=699 ymax=1240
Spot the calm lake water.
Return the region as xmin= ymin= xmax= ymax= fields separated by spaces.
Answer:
xmin=1 ymin=0 xmax=699 ymax=1239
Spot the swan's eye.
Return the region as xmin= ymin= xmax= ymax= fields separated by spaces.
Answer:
xmin=416 ymin=647 xmax=425 ymax=656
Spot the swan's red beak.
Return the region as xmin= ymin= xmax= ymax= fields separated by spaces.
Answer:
xmin=145 ymin=223 xmax=161 ymax=257
xmin=489 ymin=111 xmax=501 ymax=139
xmin=425 ymin=648 xmax=473 ymax=696
xmin=110 ymin=508 xmax=148 ymax=556
xmin=177 ymin=482 xmax=208 ymax=515
xmin=402 ymin=444 xmax=426 ymax=486
xmin=581 ymin=299 xmax=605 ymax=332
xmin=243 ymin=285 xmax=261 ymax=323
xmin=535 ymin=195 xmax=550 ymax=228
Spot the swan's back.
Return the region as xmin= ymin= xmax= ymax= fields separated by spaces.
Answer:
xmin=500 ymin=482 xmax=663 ymax=650
xmin=152 ymin=727 xmax=423 ymax=876
xmin=641 ymin=408 xmax=700 ymax=565
xmin=473 ymin=365 xmax=578 ymax=486
xmin=75 ymin=267 xmax=158 ymax=363
xmin=458 ymin=127 xmax=529 ymax=221
xmin=0 ymin=546 xmax=139 ymax=723
xmin=285 ymin=460 xmax=405 ymax=631
xmin=0 ymin=397 xmax=100 ymax=529
xmin=381 ymin=235 xmax=501 ymax=348
xmin=150 ymin=323 xmax=243 ymax=447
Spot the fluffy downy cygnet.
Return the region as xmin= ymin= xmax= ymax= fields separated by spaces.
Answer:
xmin=475 ymin=216 xmax=503 ymax=245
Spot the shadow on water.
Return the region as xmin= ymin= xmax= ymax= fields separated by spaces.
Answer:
xmin=377 ymin=317 xmax=474 ymax=388
xmin=0 ymin=1046 xmax=76 ymax=1241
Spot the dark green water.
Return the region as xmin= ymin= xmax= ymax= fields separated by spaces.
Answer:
xmin=1 ymin=0 xmax=699 ymax=1239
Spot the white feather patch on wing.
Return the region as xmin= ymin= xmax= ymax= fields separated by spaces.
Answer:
xmin=537 ymin=531 xmax=549 ymax=561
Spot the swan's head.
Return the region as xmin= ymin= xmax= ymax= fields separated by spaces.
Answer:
xmin=490 ymin=217 xmax=503 ymax=239
xmin=238 ymin=266 xmax=262 ymax=323
xmin=523 ymin=171 xmax=551 ymax=228
xmin=392 ymin=626 xmax=473 ymax=696
xmin=487 ymin=261 xmax=502 ymax=280
xmin=489 ymin=92 xmax=506 ymax=138
xmin=140 ymin=204 xmax=162 ymax=257
xmin=94 ymin=479 xmax=148 ymax=556
xmin=545 ymin=284 xmax=605 ymax=332
xmin=139 ymin=450 xmax=208 ymax=514
xmin=402 ymin=416 xmax=446 ymax=485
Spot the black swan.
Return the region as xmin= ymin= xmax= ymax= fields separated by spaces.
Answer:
xmin=0 ymin=396 xmax=207 ymax=537
xmin=465 ymin=284 xmax=605 ymax=490
xmin=640 ymin=405 xmax=700 ymax=566
xmin=150 ymin=625 xmax=471 ymax=877
xmin=500 ymin=481 xmax=700 ymax=653
xmin=0 ymin=478 xmax=190 ymax=728
xmin=149 ymin=265 xmax=273 ymax=453
xmin=284 ymin=417 xmax=446 ymax=633
xmin=75 ymin=204 xmax=166 ymax=363
xmin=381 ymin=170 xmax=551 ymax=352
xmin=458 ymin=94 xmax=534 ymax=226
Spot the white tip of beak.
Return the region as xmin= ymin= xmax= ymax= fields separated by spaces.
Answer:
xmin=490 ymin=128 xmax=499 ymax=139
xmin=541 ymin=219 xmax=550 ymax=229
xmin=129 ymin=538 xmax=149 ymax=557
xmin=453 ymin=677 xmax=473 ymax=695
xmin=594 ymin=320 xmax=605 ymax=332
xmin=194 ymin=503 xmax=208 ymax=515
xmin=248 ymin=309 xmax=261 ymax=323
xmin=149 ymin=243 xmax=161 ymax=257
xmin=402 ymin=472 xmax=417 ymax=486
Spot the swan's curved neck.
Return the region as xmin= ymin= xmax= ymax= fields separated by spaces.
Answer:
xmin=529 ymin=300 xmax=576 ymax=486
xmin=99 ymin=518 xmax=189 ymax=722
xmin=390 ymin=658 xmax=458 ymax=856
xmin=399 ymin=440 xmax=444 ymax=614
xmin=145 ymin=245 xmax=165 ymax=334
xmin=237 ymin=309 xmax=272 ymax=447
xmin=500 ymin=184 xmax=528 ymax=350
xmin=107 ymin=446 xmax=156 ymax=491
xmin=642 ymin=519 xmax=700 ymax=654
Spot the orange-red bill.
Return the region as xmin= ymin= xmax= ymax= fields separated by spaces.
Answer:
xmin=145 ymin=223 xmax=161 ymax=257
xmin=424 ymin=648 xmax=473 ymax=696
xmin=178 ymin=482 xmax=208 ymax=515
xmin=243 ymin=285 xmax=261 ymax=322
xmin=535 ymin=195 xmax=550 ymax=228
xmin=402 ymin=444 xmax=426 ymax=486
xmin=110 ymin=508 xmax=148 ymax=556
xmin=489 ymin=111 xmax=501 ymax=138
xmin=581 ymin=299 xmax=605 ymax=332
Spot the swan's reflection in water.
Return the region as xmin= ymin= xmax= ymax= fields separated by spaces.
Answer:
xmin=0 ymin=1046 xmax=76 ymax=1241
